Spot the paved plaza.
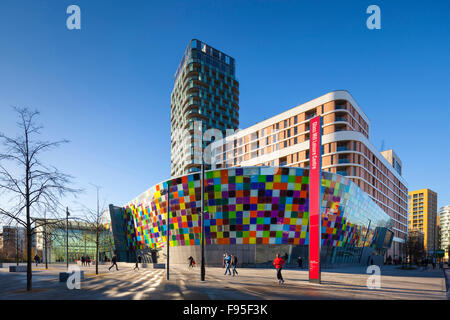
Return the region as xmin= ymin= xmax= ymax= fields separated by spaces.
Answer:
xmin=0 ymin=263 xmax=447 ymax=300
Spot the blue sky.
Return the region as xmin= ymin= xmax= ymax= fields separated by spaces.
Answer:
xmin=0 ymin=0 xmax=449 ymax=217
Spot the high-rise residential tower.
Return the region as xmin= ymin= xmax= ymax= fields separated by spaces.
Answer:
xmin=170 ymin=39 xmax=239 ymax=177
xmin=408 ymin=188 xmax=438 ymax=253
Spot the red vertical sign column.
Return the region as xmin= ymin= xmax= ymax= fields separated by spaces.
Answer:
xmin=309 ymin=115 xmax=322 ymax=283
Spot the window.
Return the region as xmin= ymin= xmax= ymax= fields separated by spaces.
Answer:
xmin=294 ymin=116 xmax=298 ymax=124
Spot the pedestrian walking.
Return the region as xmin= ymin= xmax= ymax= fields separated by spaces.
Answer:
xmin=223 ymin=253 xmax=226 ymax=268
xmin=109 ymin=254 xmax=119 ymax=271
xmin=273 ymin=253 xmax=285 ymax=284
xmin=134 ymin=255 xmax=142 ymax=270
xmin=188 ymin=256 xmax=195 ymax=268
xmin=34 ymin=254 xmax=40 ymax=267
xmin=81 ymin=255 xmax=85 ymax=266
xmin=422 ymin=258 xmax=428 ymax=271
xmin=231 ymin=254 xmax=238 ymax=276
xmin=86 ymin=255 xmax=91 ymax=267
xmin=432 ymin=257 xmax=436 ymax=269
xmin=224 ymin=252 xmax=231 ymax=275
xmin=297 ymin=256 xmax=303 ymax=268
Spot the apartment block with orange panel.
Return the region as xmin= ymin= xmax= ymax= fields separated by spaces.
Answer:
xmin=408 ymin=188 xmax=438 ymax=253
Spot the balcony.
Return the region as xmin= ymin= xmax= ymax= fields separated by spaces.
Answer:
xmin=185 ymin=81 xmax=204 ymax=93
xmin=335 ymin=105 xmax=346 ymax=110
xmin=334 ymin=124 xmax=347 ymax=132
xmin=335 ymin=116 xmax=347 ymax=122
xmin=338 ymin=158 xmax=350 ymax=164
xmin=337 ymin=146 xmax=349 ymax=152
xmin=337 ymin=170 xmax=348 ymax=176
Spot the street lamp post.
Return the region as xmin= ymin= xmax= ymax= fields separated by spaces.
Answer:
xmin=66 ymin=207 xmax=69 ymax=269
xmin=359 ymin=219 xmax=371 ymax=264
xmin=166 ymin=186 xmax=170 ymax=280
xmin=16 ymin=221 xmax=19 ymax=266
xmin=44 ymin=210 xmax=48 ymax=269
xmin=200 ymin=155 xmax=206 ymax=281
xmin=196 ymin=122 xmax=206 ymax=281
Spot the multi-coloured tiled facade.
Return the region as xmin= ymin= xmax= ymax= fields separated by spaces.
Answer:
xmin=110 ymin=167 xmax=392 ymax=254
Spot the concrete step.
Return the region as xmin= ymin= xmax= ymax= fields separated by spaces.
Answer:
xmin=9 ymin=265 xmax=27 ymax=272
xmin=114 ymin=262 xmax=166 ymax=269
xmin=0 ymin=263 xmax=28 ymax=268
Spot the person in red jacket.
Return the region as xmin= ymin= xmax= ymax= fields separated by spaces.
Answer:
xmin=273 ymin=253 xmax=285 ymax=284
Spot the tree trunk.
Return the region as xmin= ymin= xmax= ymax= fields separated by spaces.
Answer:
xmin=25 ymin=129 xmax=32 ymax=291
xmin=44 ymin=226 xmax=48 ymax=269
xmin=16 ymin=230 xmax=19 ymax=266
xmin=26 ymin=215 xmax=32 ymax=291
xmin=96 ymin=230 xmax=99 ymax=275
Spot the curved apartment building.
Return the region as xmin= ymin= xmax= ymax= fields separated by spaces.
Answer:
xmin=211 ymin=90 xmax=408 ymax=257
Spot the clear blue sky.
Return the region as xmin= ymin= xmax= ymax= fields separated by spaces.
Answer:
xmin=0 ymin=0 xmax=449 ymax=216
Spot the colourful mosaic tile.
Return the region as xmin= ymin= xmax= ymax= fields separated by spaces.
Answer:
xmin=120 ymin=167 xmax=392 ymax=251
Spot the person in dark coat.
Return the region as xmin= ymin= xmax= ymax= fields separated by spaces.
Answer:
xmin=297 ymin=256 xmax=303 ymax=268
xmin=188 ymin=256 xmax=195 ymax=268
xmin=231 ymin=254 xmax=238 ymax=276
xmin=109 ymin=254 xmax=119 ymax=271
xmin=134 ymin=255 xmax=142 ymax=270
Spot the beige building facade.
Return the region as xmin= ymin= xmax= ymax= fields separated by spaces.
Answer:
xmin=212 ymin=90 xmax=408 ymax=257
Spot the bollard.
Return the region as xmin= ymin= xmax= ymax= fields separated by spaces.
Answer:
xmin=59 ymin=271 xmax=84 ymax=282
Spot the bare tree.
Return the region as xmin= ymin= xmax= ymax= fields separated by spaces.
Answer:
xmin=0 ymin=107 xmax=79 ymax=291
xmin=75 ymin=184 xmax=108 ymax=275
